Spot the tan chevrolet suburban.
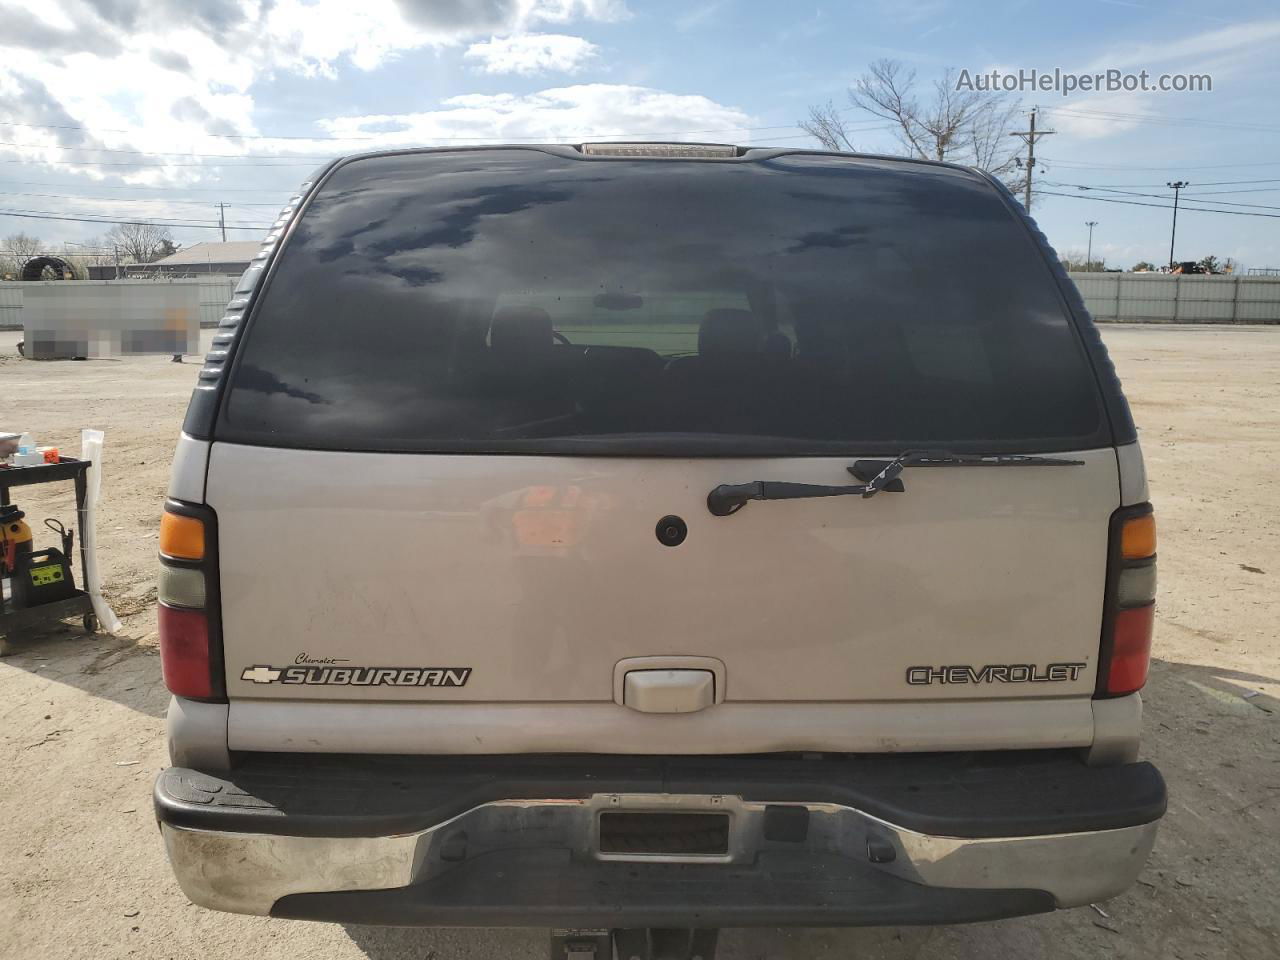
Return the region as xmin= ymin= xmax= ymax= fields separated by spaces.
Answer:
xmin=153 ymin=143 xmax=1164 ymax=956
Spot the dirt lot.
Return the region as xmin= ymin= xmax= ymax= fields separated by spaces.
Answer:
xmin=0 ymin=326 xmax=1277 ymax=960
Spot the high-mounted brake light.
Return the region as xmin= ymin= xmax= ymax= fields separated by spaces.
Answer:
xmin=157 ymin=501 xmax=223 ymax=701
xmin=1098 ymin=505 xmax=1156 ymax=698
xmin=580 ymin=143 xmax=737 ymax=158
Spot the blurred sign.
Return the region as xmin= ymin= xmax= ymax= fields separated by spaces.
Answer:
xmin=20 ymin=280 xmax=201 ymax=359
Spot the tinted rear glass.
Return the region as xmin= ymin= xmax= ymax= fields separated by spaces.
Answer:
xmin=219 ymin=149 xmax=1106 ymax=455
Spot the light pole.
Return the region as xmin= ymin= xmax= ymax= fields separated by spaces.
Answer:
xmin=1167 ymin=181 xmax=1189 ymax=270
xmin=1085 ymin=221 xmax=1098 ymax=271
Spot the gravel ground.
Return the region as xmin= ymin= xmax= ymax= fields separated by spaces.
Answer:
xmin=0 ymin=326 xmax=1277 ymax=960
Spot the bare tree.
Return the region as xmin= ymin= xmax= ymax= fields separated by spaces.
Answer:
xmin=801 ymin=100 xmax=863 ymax=152
xmin=1059 ymin=249 xmax=1105 ymax=273
xmin=801 ymin=60 xmax=1025 ymax=191
xmin=54 ymin=237 xmax=114 ymax=279
xmin=69 ymin=236 xmax=119 ymax=267
xmin=2 ymin=232 xmax=44 ymax=273
xmin=103 ymin=222 xmax=177 ymax=264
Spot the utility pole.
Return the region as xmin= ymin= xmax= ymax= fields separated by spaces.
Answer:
xmin=1166 ymin=181 xmax=1189 ymax=270
xmin=1010 ymin=107 xmax=1055 ymax=211
xmin=217 ymin=202 xmax=227 ymax=242
xmin=1085 ymin=221 xmax=1098 ymax=271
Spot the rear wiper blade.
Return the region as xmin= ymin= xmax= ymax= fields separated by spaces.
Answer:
xmin=848 ymin=450 xmax=1087 ymax=482
xmin=706 ymin=449 xmax=1084 ymax=517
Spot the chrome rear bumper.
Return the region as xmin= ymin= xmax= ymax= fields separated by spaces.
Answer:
xmin=161 ymin=791 xmax=1158 ymax=921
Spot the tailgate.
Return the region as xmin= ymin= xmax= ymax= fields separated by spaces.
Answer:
xmin=208 ymin=442 xmax=1117 ymax=704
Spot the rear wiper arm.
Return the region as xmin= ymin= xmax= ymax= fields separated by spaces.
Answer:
xmin=706 ymin=449 xmax=1084 ymax=517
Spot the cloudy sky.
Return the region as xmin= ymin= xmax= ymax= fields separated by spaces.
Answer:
xmin=2 ymin=0 xmax=1279 ymax=270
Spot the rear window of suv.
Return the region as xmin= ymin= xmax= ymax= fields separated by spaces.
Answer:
xmin=218 ymin=149 xmax=1107 ymax=455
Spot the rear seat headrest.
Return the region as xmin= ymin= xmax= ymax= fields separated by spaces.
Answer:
xmin=490 ymin=305 xmax=554 ymax=352
xmin=699 ymin=308 xmax=762 ymax=356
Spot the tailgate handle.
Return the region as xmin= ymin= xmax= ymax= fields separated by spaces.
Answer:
xmin=623 ymin=669 xmax=715 ymax=714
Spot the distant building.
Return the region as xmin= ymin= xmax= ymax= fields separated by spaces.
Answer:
xmin=88 ymin=241 xmax=258 ymax=279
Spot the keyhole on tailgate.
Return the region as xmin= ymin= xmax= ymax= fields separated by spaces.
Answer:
xmin=656 ymin=515 xmax=688 ymax=547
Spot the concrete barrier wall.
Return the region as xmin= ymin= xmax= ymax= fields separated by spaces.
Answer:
xmin=0 ymin=277 xmax=234 ymax=330
xmin=1069 ymin=273 xmax=1280 ymax=323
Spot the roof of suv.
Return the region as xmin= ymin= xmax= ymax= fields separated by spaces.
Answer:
xmin=324 ymin=142 xmax=991 ymax=179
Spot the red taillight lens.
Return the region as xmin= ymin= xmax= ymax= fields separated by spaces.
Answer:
xmin=1106 ymin=603 xmax=1154 ymax=696
xmin=158 ymin=603 xmax=214 ymax=699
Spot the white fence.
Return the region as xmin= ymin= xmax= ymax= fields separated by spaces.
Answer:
xmin=5 ymin=273 xmax=1280 ymax=329
xmin=1068 ymin=272 xmax=1280 ymax=323
xmin=0 ymin=283 xmax=21 ymax=329
xmin=0 ymin=277 xmax=234 ymax=330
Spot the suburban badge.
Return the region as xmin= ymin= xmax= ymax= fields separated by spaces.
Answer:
xmin=240 ymin=665 xmax=472 ymax=687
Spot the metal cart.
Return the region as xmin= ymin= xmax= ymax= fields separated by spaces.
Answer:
xmin=0 ymin=457 xmax=98 ymax=654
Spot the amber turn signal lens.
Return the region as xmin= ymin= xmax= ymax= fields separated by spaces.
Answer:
xmin=160 ymin=511 xmax=205 ymax=560
xmin=1121 ymin=513 xmax=1156 ymax=560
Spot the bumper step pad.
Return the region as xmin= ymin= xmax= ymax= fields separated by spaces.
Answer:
xmin=271 ymin=848 xmax=1052 ymax=928
xmin=156 ymin=750 xmax=1166 ymax=840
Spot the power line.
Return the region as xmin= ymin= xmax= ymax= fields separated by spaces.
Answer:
xmin=1040 ymin=177 xmax=1280 ymax=189
xmin=1042 ymin=181 xmax=1280 ymax=211
xmin=0 ymin=190 xmax=281 ymax=206
xmin=1042 ymin=156 xmax=1280 ymax=171
xmin=1183 ymin=186 xmax=1280 ymax=196
xmin=0 ymin=178 xmax=298 ymax=193
xmin=1038 ymin=190 xmax=1280 ymax=218
xmin=0 ymin=204 xmax=269 ymax=226
xmin=0 ymin=209 xmax=270 ymax=229
xmin=1039 ymin=106 xmax=1280 ymax=135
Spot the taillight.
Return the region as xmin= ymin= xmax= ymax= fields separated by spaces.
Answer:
xmin=157 ymin=500 xmax=224 ymax=701
xmin=1097 ymin=504 xmax=1156 ymax=698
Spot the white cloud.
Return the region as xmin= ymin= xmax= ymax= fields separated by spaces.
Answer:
xmin=674 ymin=1 xmax=726 ymax=32
xmin=464 ymin=34 xmax=598 ymax=75
xmin=1084 ymin=18 xmax=1280 ymax=72
xmin=0 ymin=0 xmax=629 ymax=184
xmin=319 ymin=83 xmax=753 ymax=144
xmin=1040 ymin=92 xmax=1159 ymax=140
xmin=872 ymin=0 xmax=949 ymax=27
